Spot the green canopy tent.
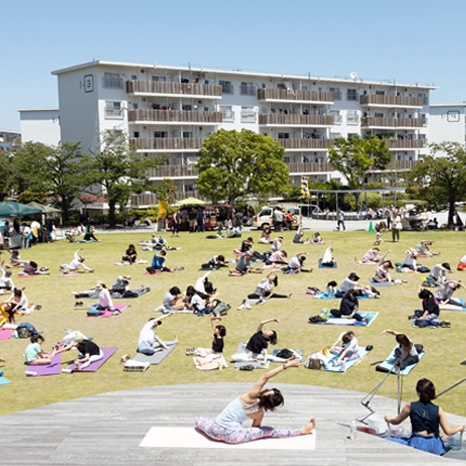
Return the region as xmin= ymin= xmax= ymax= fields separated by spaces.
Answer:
xmin=0 ymin=201 xmax=42 ymax=218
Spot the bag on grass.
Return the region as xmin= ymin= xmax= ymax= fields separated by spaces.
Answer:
xmin=212 ymin=301 xmax=230 ymax=317
xmin=276 ymin=349 xmax=294 ymax=359
xmin=87 ymin=309 xmax=103 ymax=316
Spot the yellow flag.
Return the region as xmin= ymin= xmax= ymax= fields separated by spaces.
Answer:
xmin=158 ymin=201 xmax=168 ymax=219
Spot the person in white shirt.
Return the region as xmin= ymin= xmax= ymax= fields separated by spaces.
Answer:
xmin=0 ymin=261 xmax=14 ymax=291
xmin=137 ymin=314 xmax=178 ymax=355
xmin=329 ymin=331 xmax=359 ymax=368
xmin=427 ymin=263 xmax=451 ymax=286
xmin=21 ymin=223 xmax=31 ymax=249
xmin=403 ymin=249 xmax=418 ymax=270
xmin=270 ymin=236 xmax=283 ymax=252
xmin=283 ymin=253 xmax=312 ymax=273
xmin=321 ymin=247 xmax=335 ymax=267
xmin=60 ymin=248 xmax=94 ymax=274
xmin=95 ymin=283 xmax=116 ymax=313
xmin=356 ymin=247 xmax=382 ymax=263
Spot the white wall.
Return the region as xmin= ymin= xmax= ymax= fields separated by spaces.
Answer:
xmin=19 ymin=110 xmax=61 ymax=146
xmin=428 ymin=106 xmax=465 ymax=148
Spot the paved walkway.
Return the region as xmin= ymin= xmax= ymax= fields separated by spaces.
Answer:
xmin=1 ymin=383 xmax=464 ymax=465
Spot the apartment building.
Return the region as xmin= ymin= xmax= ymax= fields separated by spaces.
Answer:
xmin=52 ymin=61 xmax=435 ymax=206
xmin=0 ymin=129 xmax=21 ymax=153
xmin=18 ymin=109 xmax=61 ymax=146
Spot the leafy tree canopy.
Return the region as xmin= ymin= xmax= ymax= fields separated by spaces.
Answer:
xmin=196 ymin=129 xmax=290 ymax=205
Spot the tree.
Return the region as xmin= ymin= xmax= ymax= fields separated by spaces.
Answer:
xmin=9 ymin=142 xmax=90 ymax=221
xmin=196 ymin=129 xmax=290 ymax=205
xmin=89 ymin=131 xmax=162 ymax=227
xmin=328 ymin=135 xmax=391 ymax=208
xmin=408 ymin=141 xmax=466 ymax=226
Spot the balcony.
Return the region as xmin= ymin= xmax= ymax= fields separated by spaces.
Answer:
xmin=128 ymin=109 xmax=222 ymax=125
xmin=385 ymin=160 xmax=418 ymax=170
xmin=361 ymin=117 xmax=423 ymax=129
xmin=385 ymin=139 xmax=424 ymax=150
xmin=147 ymin=165 xmax=199 ymax=180
xmin=259 ymin=114 xmax=334 ymax=127
xmin=278 ymin=138 xmax=335 ymax=151
xmin=360 ymin=95 xmax=424 ymax=108
xmin=126 ymin=81 xmax=222 ymax=99
xmin=287 ymin=162 xmax=334 ymax=174
xmin=258 ymin=88 xmax=334 ymax=104
xmin=130 ymin=137 xmax=204 ymax=152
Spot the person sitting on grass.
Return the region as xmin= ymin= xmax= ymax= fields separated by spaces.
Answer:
xmin=191 ymin=315 xmax=227 ymax=368
xmin=0 ymin=301 xmax=16 ymax=330
xmin=18 ymin=260 xmax=49 ymax=275
xmin=457 ymin=253 xmax=466 ymax=271
xmin=426 ymin=263 xmax=451 ymax=287
xmin=0 ymin=261 xmax=14 ymax=292
xmin=147 ymin=250 xmax=177 ymax=273
xmin=311 ymin=232 xmax=323 ymax=244
xmin=95 ymin=282 xmax=118 ymax=314
xmin=201 ymin=255 xmax=227 ymax=270
xmin=137 ymin=314 xmax=179 ymax=355
xmin=415 ymin=240 xmax=440 ymax=257
xmin=60 ymin=248 xmax=95 ymax=274
xmin=73 ymin=338 xmax=104 ymax=371
xmin=163 ymin=286 xmax=185 ymax=311
xmin=5 ymin=250 xmax=21 ymax=268
xmin=282 ymin=252 xmax=313 ymax=273
xmin=292 ymin=230 xmax=307 ymax=244
xmin=195 ymin=359 xmax=315 ymax=444
xmin=372 ymin=251 xmax=395 ymax=283
xmin=258 ymin=226 xmax=272 ymax=244
xmin=330 ymin=290 xmax=370 ymax=324
xmin=321 ymin=246 xmax=335 ymax=267
xmin=385 ymin=378 xmax=464 ymax=455
xmin=329 ymin=330 xmax=359 ymax=370
xmin=7 ymin=287 xmax=34 ymax=316
xmin=355 ymin=247 xmax=382 ymax=263
xmin=121 ymin=244 xmax=138 ymax=264
xmin=380 ymin=329 xmax=419 ymax=370
xmin=25 ymin=334 xmax=52 ymax=366
xmin=415 ymin=287 xmax=440 ymax=327
xmin=435 ymin=280 xmax=465 ymax=308
xmin=229 ymin=252 xmax=263 ymax=276
xmin=83 ymin=226 xmax=101 ymax=242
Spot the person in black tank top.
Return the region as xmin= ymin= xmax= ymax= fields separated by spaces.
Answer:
xmin=193 ymin=315 xmax=227 ymax=368
xmin=385 ymin=378 xmax=464 ymax=455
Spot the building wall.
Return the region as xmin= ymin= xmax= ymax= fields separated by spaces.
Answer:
xmin=428 ymin=105 xmax=466 ymax=149
xmin=19 ymin=109 xmax=61 ymax=146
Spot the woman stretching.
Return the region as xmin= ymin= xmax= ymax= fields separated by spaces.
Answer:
xmin=329 ymin=331 xmax=359 ymax=368
xmin=385 ymin=378 xmax=464 ymax=455
xmin=195 ymin=359 xmax=315 ymax=444
xmin=192 ymin=315 xmax=227 ymax=368
xmin=380 ymin=329 xmax=419 ymax=370
xmin=372 ymin=251 xmax=394 ymax=283
xmin=238 ymin=272 xmax=292 ymax=309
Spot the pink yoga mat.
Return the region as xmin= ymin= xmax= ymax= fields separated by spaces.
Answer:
xmin=144 ymin=270 xmax=163 ymax=275
xmin=60 ymin=272 xmax=78 ymax=277
xmin=86 ymin=304 xmax=129 ymax=318
xmin=64 ymin=347 xmax=117 ymax=372
xmin=25 ymin=354 xmax=62 ymax=377
xmin=0 ymin=329 xmax=12 ymax=340
xmin=18 ymin=273 xmax=37 ymax=278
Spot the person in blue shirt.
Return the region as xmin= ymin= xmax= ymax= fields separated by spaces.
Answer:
xmin=147 ymin=251 xmax=176 ymax=273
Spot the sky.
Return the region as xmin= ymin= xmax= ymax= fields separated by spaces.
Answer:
xmin=2 ymin=0 xmax=466 ymax=131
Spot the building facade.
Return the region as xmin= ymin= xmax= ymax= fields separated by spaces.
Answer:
xmin=52 ymin=61 xmax=435 ymax=206
xmin=18 ymin=109 xmax=61 ymax=146
xmin=0 ymin=129 xmax=21 ymax=154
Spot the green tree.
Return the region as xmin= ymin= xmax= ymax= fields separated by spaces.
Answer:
xmin=409 ymin=141 xmax=466 ymax=226
xmin=328 ymin=135 xmax=391 ymax=208
xmin=89 ymin=131 xmax=161 ymax=227
xmin=196 ymin=129 xmax=290 ymax=205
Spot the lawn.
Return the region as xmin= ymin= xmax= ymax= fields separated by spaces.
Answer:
xmin=1 ymin=228 xmax=465 ymax=417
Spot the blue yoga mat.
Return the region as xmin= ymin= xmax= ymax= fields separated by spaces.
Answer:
xmin=314 ymin=292 xmax=374 ymax=300
xmin=0 ymin=376 xmax=11 ymax=385
xmin=310 ymin=311 xmax=378 ymax=327
xmin=377 ymin=347 xmax=425 ymax=375
xmin=369 ymin=279 xmax=393 ymax=287
xmin=307 ymin=346 xmax=369 ymax=373
xmin=318 ymin=259 xmax=337 ymax=269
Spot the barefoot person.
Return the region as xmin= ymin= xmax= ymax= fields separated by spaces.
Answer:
xmin=137 ymin=314 xmax=179 ymax=355
xmin=195 ymin=359 xmax=315 ymax=444
xmin=60 ymin=248 xmax=94 ymax=274
xmin=25 ymin=334 xmax=52 ymax=366
xmin=385 ymin=378 xmax=464 ymax=455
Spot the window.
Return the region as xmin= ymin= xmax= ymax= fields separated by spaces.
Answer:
xmin=131 ymin=75 xmax=137 ymax=81
xmin=154 ymin=131 xmax=168 ymax=138
xmin=183 ymin=131 xmax=193 ymax=138
xmin=284 ymin=156 xmax=290 ymax=163
xmin=133 ymin=131 xmax=139 ymax=138
xmin=152 ymin=76 xmax=167 ymax=82
xmin=346 ymin=110 xmax=359 ymax=124
xmin=104 ymin=101 xmax=123 ymax=118
xmin=240 ymin=82 xmax=255 ymax=96
xmin=241 ymin=106 xmax=256 ymax=123
xmin=419 ymin=93 xmax=428 ymax=105
xmin=219 ymin=80 xmax=233 ymax=94
xmin=103 ymin=73 xmax=122 ymax=88
xmin=278 ymin=133 xmax=289 ymax=139
xmin=132 ymin=103 xmax=138 ymax=110
xmin=374 ymin=112 xmax=384 ymax=118
xmin=329 ymin=88 xmax=341 ymax=100
xmin=346 ymin=89 xmax=358 ymax=101
xmin=302 ymin=85 xmax=308 ymax=91
xmin=330 ymin=110 xmax=341 ymax=124
xmin=375 ymin=90 xmax=385 ymax=96
xmin=220 ymin=106 xmax=234 ymax=121
xmin=182 ymin=104 xmax=192 ymax=111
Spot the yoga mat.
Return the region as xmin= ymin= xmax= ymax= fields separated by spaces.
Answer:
xmin=369 ymin=279 xmax=393 ymax=287
xmin=133 ymin=345 xmax=176 ymax=365
xmin=193 ymin=355 xmax=228 ymax=371
xmin=60 ymin=272 xmax=78 ymax=277
xmin=115 ymin=260 xmax=148 ymax=266
xmin=232 ymin=343 xmax=270 ymax=369
xmin=64 ymin=347 xmax=117 ymax=372
xmin=17 ymin=272 xmax=37 ymax=277
xmin=87 ymin=304 xmax=129 ymax=318
xmin=314 ymin=293 xmax=375 ymax=300
xmin=0 ymin=376 xmax=11 ymax=385
xmin=439 ymin=298 xmax=466 ymax=311
xmin=357 ymin=260 xmax=378 ymax=265
xmin=318 ymin=259 xmax=337 ymax=269
xmin=140 ymin=426 xmax=316 ymax=450
xmin=80 ymin=288 xmax=150 ymax=300
xmin=376 ymin=347 xmax=425 ymax=375
xmin=307 ymin=346 xmax=369 ymax=373
xmin=25 ymin=354 xmax=62 ymax=377
xmin=310 ymin=312 xmax=378 ymax=327
xmin=144 ymin=270 xmax=163 ymax=275
xmin=272 ymin=348 xmax=304 ymax=362
xmin=416 ymin=253 xmax=431 ymax=258
xmin=0 ymin=329 xmax=12 ymax=340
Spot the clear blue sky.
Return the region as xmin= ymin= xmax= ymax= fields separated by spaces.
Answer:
xmin=2 ymin=0 xmax=465 ymax=131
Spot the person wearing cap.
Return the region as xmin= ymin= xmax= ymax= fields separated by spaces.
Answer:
xmin=60 ymin=248 xmax=94 ymax=274
xmin=231 ymin=318 xmax=281 ymax=363
xmin=427 ymin=263 xmax=451 ymax=286
xmin=0 ymin=261 xmax=14 ymax=291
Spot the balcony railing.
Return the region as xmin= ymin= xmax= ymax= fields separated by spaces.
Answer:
xmin=258 ymin=88 xmax=334 ymax=103
xmin=128 ymin=109 xmax=223 ymax=124
xmin=361 ymin=117 xmax=423 ymax=128
xmin=126 ymin=81 xmax=222 ymax=97
xmin=385 ymin=139 xmax=424 ymax=149
xmin=130 ymin=137 xmax=204 ymax=151
xmin=288 ymin=162 xmax=334 ymax=173
xmin=259 ymin=114 xmax=334 ymax=126
xmin=148 ymin=165 xmax=199 ymax=178
xmin=385 ymin=160 xmax=417 ymax=170
xmin=278 ymin=138 xmax=335 ymax=150
xmin=360 ymin=95 xmax=424 ymax=107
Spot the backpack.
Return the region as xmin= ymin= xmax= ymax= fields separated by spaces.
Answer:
xmin=212 ymin=301 xmax=230 ymax=317
xmin=276 ymin=349 xmax=294 ymax=359
xmin=87 ymin=309 xmax=103 ymax=316
xmin=16 ymin=322 xmax=38 ymax=339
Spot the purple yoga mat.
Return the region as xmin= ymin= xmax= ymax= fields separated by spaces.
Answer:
xmin=64 ymin=347 xmax=117 ymax=372
xmin=0 ymin=329 xmax=12 ymax=340
xmin=25 ymin=354 xmax=62 ymax=377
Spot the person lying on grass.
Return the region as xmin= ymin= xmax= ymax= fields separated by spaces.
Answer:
xmin=60 ymin=248 xmax=95 ymax=274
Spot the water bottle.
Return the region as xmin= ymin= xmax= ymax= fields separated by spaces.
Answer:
xmin=350 ymin=421 xmax=357 ymax=440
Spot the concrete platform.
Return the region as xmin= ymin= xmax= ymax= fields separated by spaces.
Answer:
xmin=0 ymin=383 xmax=464 ymax=465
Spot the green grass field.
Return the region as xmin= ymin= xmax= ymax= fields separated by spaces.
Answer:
xmin=1 ymin=228 xmax=465 ymax=417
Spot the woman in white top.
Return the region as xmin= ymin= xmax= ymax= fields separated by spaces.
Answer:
xmin=137 ymin=314 xmax=178 ymax=355
xmin=238 ymin=272 xmax=292 ymax=309
xmin=329 ymin=331 xmax=359 ymax=367
xmin=60 ymin=248 xmax=94 ymax=274
xmin=391 ymin=212 xmax=402 ymax=242
xmin=95 ymin=283 xmax=116 ymax=313
xmin=321 ymin=247 xmax=335 ymax=266
xmin=282 ymin=252 xmax=312 ymax=273
xmin=195 ymin=359 xmax=315 ymax=444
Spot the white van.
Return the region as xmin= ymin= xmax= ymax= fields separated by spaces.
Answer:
xmin=253 ymin=206 xmax=301 ymax=230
